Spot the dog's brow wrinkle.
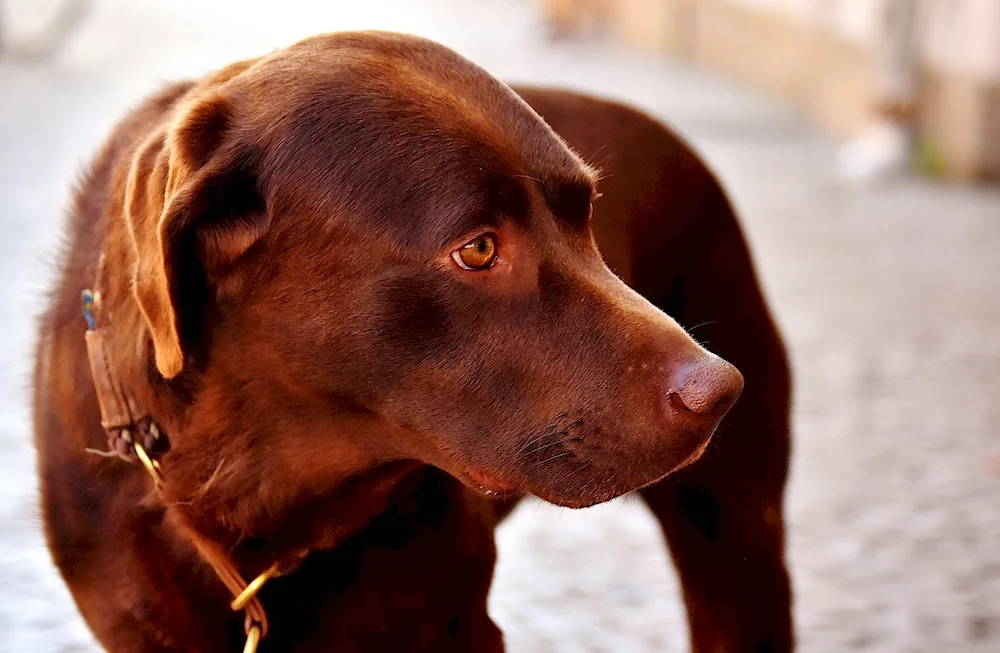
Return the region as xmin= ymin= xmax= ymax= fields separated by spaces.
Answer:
xmin=542 ymin=176 xmax=595 ymax=228
xmin=445 ymin=207 xmax=502 ymax=247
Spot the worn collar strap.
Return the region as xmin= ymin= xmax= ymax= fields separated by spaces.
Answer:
xmin=81 ymin=258 xmax=276 ymax=653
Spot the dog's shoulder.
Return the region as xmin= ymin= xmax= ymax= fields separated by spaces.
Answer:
xmin=511 ymin=87 xmax=705 ymax=168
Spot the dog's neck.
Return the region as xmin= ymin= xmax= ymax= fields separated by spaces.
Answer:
xmin=87 ymin=217 xmax=439 ymax=637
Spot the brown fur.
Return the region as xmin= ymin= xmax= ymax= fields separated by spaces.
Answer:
xmin=34 ymin=31 xmax=792 ymax=652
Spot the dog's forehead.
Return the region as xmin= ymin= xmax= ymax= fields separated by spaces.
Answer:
xmin=281 ymin=32 xmax=583 ymax=166
xmin=247 ymin=33 xmax=594 ymax=248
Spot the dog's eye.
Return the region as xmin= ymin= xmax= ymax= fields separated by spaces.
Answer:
xmin=452 ymin=235 xmax=497 ymax=271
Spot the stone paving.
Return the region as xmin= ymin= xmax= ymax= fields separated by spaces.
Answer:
xmin=1 ymin=1 xmax=998 ymax=651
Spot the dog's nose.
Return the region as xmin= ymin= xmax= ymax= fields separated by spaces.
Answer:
xmin=669 ymin=356 xmax=744 ymax=419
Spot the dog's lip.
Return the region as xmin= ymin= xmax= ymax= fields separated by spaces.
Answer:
xmin=672 ymin=428 xmax=716 ymax=471
xmin=461 ymin=467 xmax=523 ymax=498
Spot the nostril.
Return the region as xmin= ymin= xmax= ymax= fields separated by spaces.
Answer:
xmin=707 ymin=390 xmax=737 ymax=415
xmin=673 ymin=358 xmax=744 ymax=417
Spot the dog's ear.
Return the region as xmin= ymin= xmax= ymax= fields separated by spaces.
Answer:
xmin=125 ymin=90 xmax=268 ymax=379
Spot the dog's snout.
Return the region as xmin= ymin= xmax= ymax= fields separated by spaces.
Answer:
xmin=669 ymin=356 xmax=744 ymax=418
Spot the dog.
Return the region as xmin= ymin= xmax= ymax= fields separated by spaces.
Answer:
xmin=33 ymin=31 xmax=792 ymax=652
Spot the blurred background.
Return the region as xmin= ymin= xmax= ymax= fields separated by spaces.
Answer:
xmin=1 ymin=0 xmax=998 ymax=651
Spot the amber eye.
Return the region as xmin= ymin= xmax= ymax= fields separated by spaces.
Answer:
xmin=452 ymin=234 xmax=497 ymax=270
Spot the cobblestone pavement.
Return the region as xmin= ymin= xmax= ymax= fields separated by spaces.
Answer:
xmin=2 ymin=1 xmax=998 ymax=651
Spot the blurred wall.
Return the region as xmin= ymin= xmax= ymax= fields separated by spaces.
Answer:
xmin=542 ymin=0 xmax=1000 ymax=182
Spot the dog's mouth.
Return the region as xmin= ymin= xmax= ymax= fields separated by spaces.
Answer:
xmin=449 ymin=423 xmax=718 ymax=508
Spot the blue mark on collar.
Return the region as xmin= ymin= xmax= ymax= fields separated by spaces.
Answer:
xmin=81 ymin=289 xmax=96 ymax=330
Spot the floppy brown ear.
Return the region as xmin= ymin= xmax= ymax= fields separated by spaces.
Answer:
xmin=125 ymin=91 xmax=268 ymax=379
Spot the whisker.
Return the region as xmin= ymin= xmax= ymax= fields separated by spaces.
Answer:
xmin=191 ymin=458 xmax=229 ymax=501
xmin=524 ymin=436 xmax=578 ymax=456
xmin=686 ymin=320 xmax=718 ymax=334
xmin=533 ymin=451 xmax=574 ymax=466
xmin=519 ymin=426 xmax=565 ymax=452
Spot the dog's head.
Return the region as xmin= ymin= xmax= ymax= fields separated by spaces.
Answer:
xmin=125 ymin=32 xmax=742 ymax=517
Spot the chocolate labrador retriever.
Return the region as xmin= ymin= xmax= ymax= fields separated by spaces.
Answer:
xmin=33 ymin=31 xmax=791 ymax=652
